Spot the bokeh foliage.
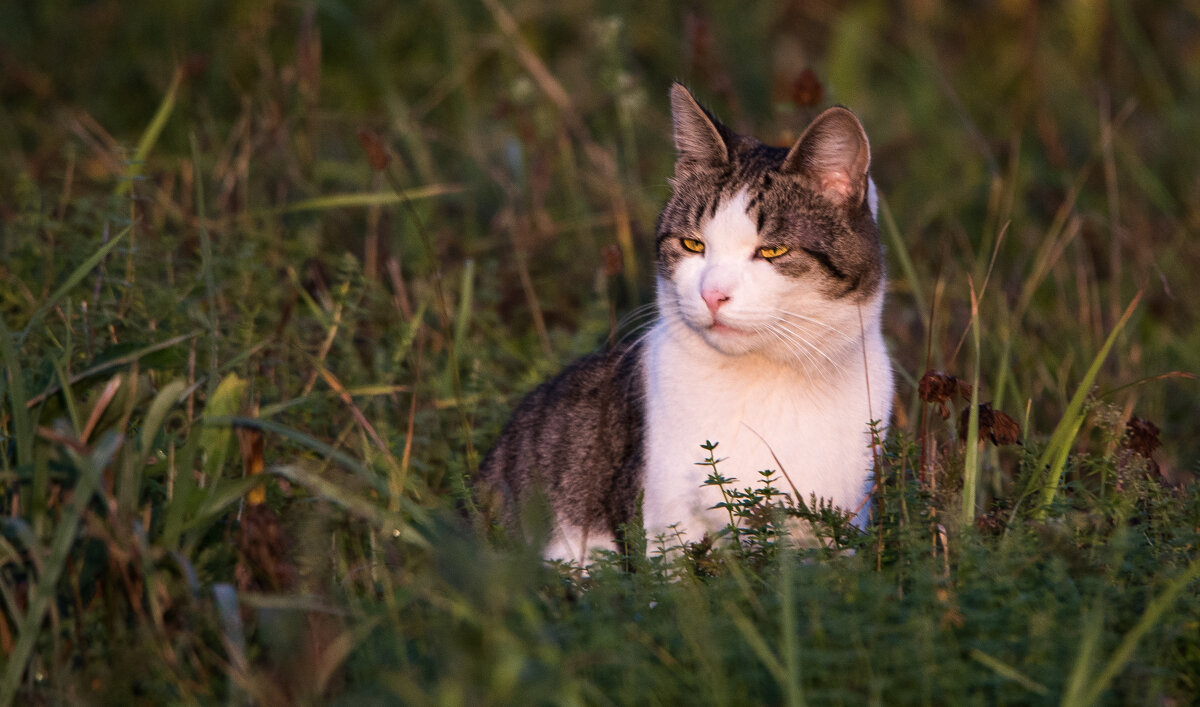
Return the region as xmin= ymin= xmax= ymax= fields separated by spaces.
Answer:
xmin=1 ymin=0 xmax=1198 ymax=703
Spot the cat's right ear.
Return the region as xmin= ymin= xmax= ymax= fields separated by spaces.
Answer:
xmin=670 ymin=83 xmax=730 ymax=165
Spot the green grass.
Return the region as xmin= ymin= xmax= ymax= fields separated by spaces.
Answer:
xmin=2 ymin=1 xmax=1199 ymax=703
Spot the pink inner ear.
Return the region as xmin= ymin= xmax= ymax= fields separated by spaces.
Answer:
xmin=818 ymin=171 xmax=856 ymax=202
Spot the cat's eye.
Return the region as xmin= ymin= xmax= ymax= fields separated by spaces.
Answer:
xmin=680 ymin=237 xmax=706 ymax=254
xmin=758 ymin=245 xmax=789 ymax=260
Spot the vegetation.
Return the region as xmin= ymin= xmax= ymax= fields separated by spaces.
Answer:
xmin=2 ymin=1 xmax=1198 ymax=703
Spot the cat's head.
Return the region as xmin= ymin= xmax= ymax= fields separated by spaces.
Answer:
xmin=654 ymin=83 xmax=884 ymax=368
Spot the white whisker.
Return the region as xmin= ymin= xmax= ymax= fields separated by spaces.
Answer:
xmin=767 ymin=327 xmax=827 ymax=373
xmin=764 ymin=325 xmax=823 ymax=372
xmin=766 ymin=320 xmax=844 ymax=374
xmin=772 ymin=308 xmax=856 ymax=342
xmin=609 ymin=304 xmax=665 ymax=350
xmin=615 ymin=302 xmax=661 ymax=328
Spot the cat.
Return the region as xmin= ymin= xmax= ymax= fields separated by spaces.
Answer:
xmin=477 ymin=83 xmax=893 ymax=564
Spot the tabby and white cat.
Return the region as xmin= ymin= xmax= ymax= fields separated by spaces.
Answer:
xmin=478 ymin=83 xmax=893 ymax=563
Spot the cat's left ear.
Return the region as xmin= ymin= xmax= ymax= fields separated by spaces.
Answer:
xmin=782 ymin=107 xmax=871 ymax=208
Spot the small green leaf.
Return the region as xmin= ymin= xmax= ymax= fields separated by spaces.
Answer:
xmin=198 ymin=374 xmax=248 ymax=480
xmin=140 ymin=379 xmax=189 ymax=453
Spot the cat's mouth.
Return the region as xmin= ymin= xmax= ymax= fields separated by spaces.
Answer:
xmin=708 ymin=321 xmax=747 ymax=336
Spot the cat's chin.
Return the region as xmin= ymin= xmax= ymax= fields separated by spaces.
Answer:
xmin=694 ymin=323 xmax=826 ymax=370
xmin=695 ymin=322 xmax=760 ymax=356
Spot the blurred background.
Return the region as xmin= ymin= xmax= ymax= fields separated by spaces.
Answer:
xmin=2 ymin=0 xmax=1198 ymax=474
xmin=3 ymin=2 xmax=1200 ymax=702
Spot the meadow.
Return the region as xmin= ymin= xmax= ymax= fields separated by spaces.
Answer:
xmin=1 ymin=1 xmax=1199 ymax=704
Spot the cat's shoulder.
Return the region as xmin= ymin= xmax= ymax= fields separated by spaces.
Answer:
xmin=508 ymin=337 xmax=645 ymax=411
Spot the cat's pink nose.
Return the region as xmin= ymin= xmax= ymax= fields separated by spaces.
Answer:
xmin=702 ymin=288 xmax=730 ymax=315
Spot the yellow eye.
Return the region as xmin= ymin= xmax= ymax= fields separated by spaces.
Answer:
xmin=758 ymin=245 xmax=789 ymax=259
xmin=680 ymin=237 xmax=706 ymax=254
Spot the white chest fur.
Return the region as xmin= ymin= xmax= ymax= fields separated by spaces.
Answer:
xmin=641 ymin=315 xmax=891 ymax=544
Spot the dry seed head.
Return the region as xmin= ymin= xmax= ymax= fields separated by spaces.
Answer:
xmin=356 ymin=128 xmax=390 ymax=171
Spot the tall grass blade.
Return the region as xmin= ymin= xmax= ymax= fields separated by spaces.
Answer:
xmin=962 ymin=282 xmax=982 ymax=525
xmin=190 ymin=132 xmax=221 ymax=400
xmin=209 ymin=415 xmax=385 ymax=493
xmin=50 ymin=359 xmax=83 ymax=435
xmin=0 ymin=316 xmax=34 ymax=495
xmin=115 ymin=67 xmax=182 ymax=197
xmin=271 ymin=462 xmax=427 ymax=546
xmin=1061 ymin=604 xmax=1105 ymax=707
xmin=271 ymin=185 xmax=466 ymax=214
xmin=16 ymin=225 xmax=131 ymax=347
xmin=1026 ymin=292 xmax=1142 ymax=518
xmin=725 ymin=599 xmax=789 ymax=690
xmin=724 ymin=563 xmax=807 ymax=707
xmin=212 ymin=583 xmax=249 ymax=707
xmin=27 ymin=331 xmax=196 ymax=407
xmin=0 ymin=535 xmax=26 ymax=624
xmin=139 ymin=379 xmax=189 ymax=453
xmin=1072 ymin=554 xmax=1200 ymax=706
xmin=778 ymin=551 xmax=806 ymax=707
xmin=968 ymin=648 xmax=1049 ymax=696
xmin=0 ymin=431 xmax=121 ymax=706
xmin=376 ymin=141 xmax=478 ymax=511
xmin=877 ymin=195 xmax=927 ymax=328
xmin=178 ymin=477 xmax=264 ymax=534
xmin=450 ymin=257 xmax=475 ymax=386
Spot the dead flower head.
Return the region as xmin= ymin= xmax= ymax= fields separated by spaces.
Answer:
xmin=919 ymin=370 xmax=973 ymax=419
xmin=960 ymin=402 xmax=1022 ymax=446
